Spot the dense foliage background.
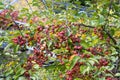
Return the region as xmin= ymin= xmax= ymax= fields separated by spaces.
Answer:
xmin=0 ymin=0 xmax=120 ymax=80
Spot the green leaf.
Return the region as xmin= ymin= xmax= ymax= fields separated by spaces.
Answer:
xmin=0 ymin=2 xmax=3 ymax=5
xmin=47 ymin=41 xmax=52 ymax=48
xmin=110 ymin=29 xmax=115 ymax=36
xmin=83 ymin=66 xmax=90 ymax=74
xmin=6 ymin=76 xmax=13 ymax=80
xmin=0 ymin=2 xmax=4 ymax=9
xmin=5 ymin=52 xmax=11 ymax=56
xmin=89 ymin=58 xmax=99 ymax=64
xmin=0 ymin=41 xmax=3 ymax=46
xmin=105 ymin=73 xmax=113 ymax=77
xmin=98 ymin=77 xmax=105 ymax=80
xmin=16 ymin=68 xmax=25 ymax=75
xmin=98 ymin=14 xmax=105 ymax=25
xmin=4 ymin=43 xmax=13 ymax=52
xmin=69 ymin=56 xmax=80 ymax=70
xmin=88 ymin=60 xmax=95 ymax=66
xmin=52 ymin=48 xmax=68 ymax=54
xmin=90 ymin=20 xmax=98 ymax=26
xmin=5 ymin=68 xmax=13 ymax=76
xmin=81 ymin=40 xmax=89 ymax=48
xmin=80 ymin=65 xmax=87 ymax=74
xmin=115 ymin=73 xmax=120 ymax=77
xmin=66 ymin=29 xmax=71 ymax=37
xmin=80 ymin=63 xmax=91 ymax=74
xmin=92 ymin=39 xmax=99 ymax=46
xmin=33 ymin=64 xmax=40 ymax=69
xmin=18 ymin=77 xmax=27 ymax=80
xmin=107 ymin=65 xmax=114 ymax=71
xmin=14 ymin=45 xmax=19 ymax=53
xmin=13 ymin=68 xmax=25 ymax=80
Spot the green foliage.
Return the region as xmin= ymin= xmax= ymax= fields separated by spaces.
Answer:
xmin=0 ymin=0 xmax=120 ymax=80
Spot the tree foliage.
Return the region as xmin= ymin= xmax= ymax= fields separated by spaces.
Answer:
xmin=0 ymin=0 xmax=120 ymax=80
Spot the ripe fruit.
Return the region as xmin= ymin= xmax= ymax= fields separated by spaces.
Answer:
xmin=74 ymin=46 xmax=82 ymax=50
xmin=105 ymin=51 xmax=109 ymax=55
xmin=93 ymin=28 xmax=97 ymax=34
xmin=80 ymin=54 xmax=85 ymax=58
xmin=12 ymin=36 xmax=26 ymax=46
xmin=79 ymin=62 xmax=84 ymax=65
xmin=86 ymin=54 xmax=91 ymax=58
xmin=71 ymin=50 xmax=78 ymax=54
xmin=10 ymin=11 xmax=19 ymax=19
xmin=70 ymin=35 xmax=80 ymax=43
xmin=24 ymin=71 xmax=30 ymax=78
xmin=37 ymin=26 xmax=43 ymax=32
xmin=99 ymin=58 xmax=109 ymax=66
xmin=106 ymin=77 xmax=112 ymax=80
xmin=66 ymin=46 xmax=70 ymax=51
xmin=87 ymin=47 xmax=96 ymax=55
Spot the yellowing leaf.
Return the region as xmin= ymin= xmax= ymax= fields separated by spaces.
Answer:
xmin=9 ymin=31 xmax=14 ymax=34
xmin=81 ymin=34 xmax=86 ymax=39
xmin=29 ymin=19 xmax=33 ymax=24
xmin=69 ymin=56 xmax=80 ymax=70
xmin=6 ymin=61 xmax=15 ymax=67
xmin=34 ymin=31 xmax=39 ymax=41
xmin=92 ymin=39 xmax=98 ymax=45
xmin=75 ymin=33 xmax=81 ymax=37
xmin=92 ymin=32 xmax=97 ymax=37
xmin=26 ymin=30 xmax=30 ymax=34
xmin=78 ymin=19 xmax=84 ymax=23
xmin=114 ymin=31 xmax=120 ymax=38
xmin=110 ymin=10 xmax=114 ymax=14
xmin=69 ymin=54 xmax=77 ymax=61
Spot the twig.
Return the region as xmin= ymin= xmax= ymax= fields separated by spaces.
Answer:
xmin=10 ymin=15 xmax=24 ymax=37
xmin=101 ymin=0 xmax=117 ymax=45
xmin=74 ymin=23 xmax=117 ymax=46
xmin=40 ymin=0 xmax=48 ymax=10
xmin=78 ymin=23 xmax=95 ymax=28
xmin=25 ymin=0 xmax=33 ymax=12
xmin=102 ymin=26 xmax=117 ymax=45
xmin=73 ymin=23 xmax=95 ymax=28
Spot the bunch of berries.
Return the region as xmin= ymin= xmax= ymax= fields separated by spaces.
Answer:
xmin=12 ymin=36 xmax=26 ymax=46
